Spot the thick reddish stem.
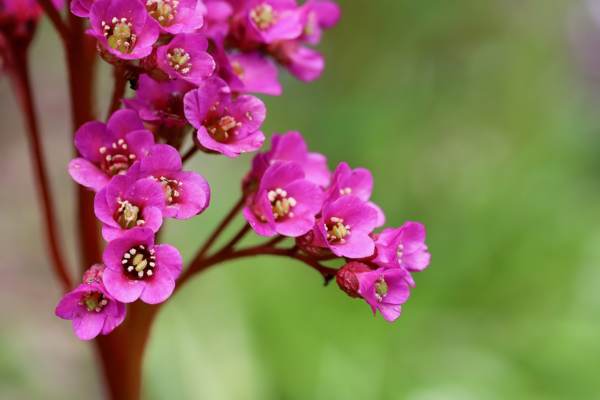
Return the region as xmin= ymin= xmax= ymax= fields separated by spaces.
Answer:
xmin=9 ymin=45 xmax=73 ymax=293
xmin=36 ymin=0 xmax=70 ymax=43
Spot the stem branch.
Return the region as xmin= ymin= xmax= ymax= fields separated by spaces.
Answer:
xmin=36 ymin=0 xmax=70 ymax=44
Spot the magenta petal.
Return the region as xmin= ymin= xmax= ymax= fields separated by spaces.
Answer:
xmin=368 ymin=201 xmax=386 ymax=228
xmin=243 ymin=193 xmax=278 ymax=237
xmin=140 ymin=206 xmax=164 ymax=234
xmin=69 ymin=158 xmax=110 ymax=192
xmin=55 ymin=291 xmax=84 ymax=320
xmin=284 ymin=179 xmax=323 ymax=215
xmin=100 ymin=301 xmax=127 ymax=335
xmin=72 ymin=308 xmax=106 ymax=340
xmin=107 ymin=109 xmax=146 ymax=137
xmin=259 ymin=161 xmax=305 ymax=192
xmin=74 ymin=121 xmax=108 ymax=163
xmin=336 ymin=232 xmax=374 ymax=259
xmin=103 ymin=267 xmax=146 ymax=303
xmin=141 ymin=144 xmax=182 ymax=172
xmin=126 ymin=178 xmax=165 ymax=209
xmin=139 ymin=264 xmax=175 ymax=304
xmin=377 ymin=303 xmax=402 ymax=322
xmin=286 ymin=46 xmax=324 ymax=82
xmin=94 ymin=187 xmax=115 ymax=226
xmin=313 ymin=0 xmax=341 ymax=29
xmin=125 ymin=130 xmax=156 ymax=159
xmin=275 ymin=205 xmax=315 ymax=237
xmin=153 ymin=244 xmax=183 ymax=279
xmin=163 ymin=171 xmax=210 ymax=219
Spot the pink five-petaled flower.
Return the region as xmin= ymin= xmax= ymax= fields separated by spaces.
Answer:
xmin=369 ymin=221 xmax=431 ymax=287
xmin=122 ymin=74 xmax=194 ymax=128
xmin=299 ymin=0 xmax=341 ymax=45
xmin=243 ymin=161 xmax=323 ymax=237
xmin=356 ymin=266 xmax=410 ymax=322
xmin=268 ymin=40 xmax=324 ymax=82
xmin=324 ymin=162 xmax=385 ymax=227
xmin=55 ymin=264 xmax=126 ymax=340
xmin=94 ymin=175 xmax=166 ymax=242
xmin=183 ymin=77 xmax=266 ymax=157
xmin=156 ymin=33 xmax=215 ymax=85
xmin=127 ymin=144 xmax=210 ymax=219
xmin=312 ymin=195 xmax=378 ymax=258
xmin=245 ymin=0 xmax=304 ymax=44
xmin=144 ymin=0 xmax=205 ymax=35
xmin=102 ymin=227 xmax=182 ymax=304
xmin=87 ymin=0 xmax=159 ymax=60
xmin=246 ymin=131 xmax=331 ymax=192
xmin=68 ymin=109 xmax=155 ymax=192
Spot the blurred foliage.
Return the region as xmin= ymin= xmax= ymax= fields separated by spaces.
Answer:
xmin=3 ymin=0 xmax=600 ymax=399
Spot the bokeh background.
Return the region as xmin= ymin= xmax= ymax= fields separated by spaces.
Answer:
xmin=3 ymin=0 xmax=600 ymax=398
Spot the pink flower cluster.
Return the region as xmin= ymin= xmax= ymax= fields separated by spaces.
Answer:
xmin=56 ymin=0 xmax=430 ymax=340
xmin=243 ymin=132 xmax=431 ymax=322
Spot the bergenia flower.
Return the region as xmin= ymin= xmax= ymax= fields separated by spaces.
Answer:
xmin=268 ymin=40 xmax=324 ymax=82
xmin=68 ymin=109 xmax=155 ymax=192
xmin=145 ymin=0 xmax=205 ymax=35
xmin=122 ymin=74 xmax=194 ymax=128
xmin=247 ymin=131 xmax=330 ymax=191
xmin=102 ymin=227 xmax=182 ymax=304
xmin=183 ymin=77 xmax=266 ymax=157
xmin=370 ymin=222 xmax=431 ymax=287
xmin=244 ymin=0 xmax=304 ymax=44
xmin=312 ymin=195 xmax=378 ymax=258
xmin=55 ymin=264 xmax=126 ymax=340
xmin=336 ymin=261 xmax=373 ymax=298
xmin=127 ymin=144 xmax=211 ymax=219
xmin=212 ymin=37 xmax=282 ymax=95
xmin=199 ymin=0 xmax=233 ymax=38
xmin=243 ymin=161 xmax=323 ymax=237
xmin=94 ymin=175 xmax=166 ymax=241
xmin=156 ymin=33 xmax=215 ymax=85
xmin=87 ymin=0 xmax=159 ymax=60
xmin=356 ymin=266 xmax=410 ymax=322
xmin=299 ymin=0 xmax=341 ymax=45
xmin=324 ymin=162 xmax=385 ymax=227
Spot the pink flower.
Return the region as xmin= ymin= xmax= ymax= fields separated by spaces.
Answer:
xmin=324 ymin=162 xmax=385 ymax=227
xmin=94 ymin=175 xmax=166 ymax=241
xmin=87 ymin=0 xmax=159 ymax=60
xmin=199 ymin=0 xmax=233 ymax=38
xmin=156 ymin=33 xmax=215 ymax=85
xmin=311 ymin=195 xmax=378 ymax=259
xmin=127 ymin=144 xmax=211 ymax=219
xmin=336 ymin=261 xmax=372 ymax=298
xmin=356 ymin=267 xmax=410 ymax=322
xmin=55 ymin=264 xmax=126 ymax=340
xmin=68 ymin=109 xmax=155 ymax=192
xmin=243 ymin=0 xmax=304 ymax=44
xmin=299 ymin=0 xmax=341 ymax=45
xmin=267 ymin=39 xmax=324 ymax=82
xmin=122 ymin=74 xmax=194 ymax=128
xmin=144 ymin=0 xmax=205 ymax=35
xmin=183 ymin=77 xmax=266 ymax=157
xmin=243 ymin=161 xmax=323 ymax=237
xmin=102 ymin=227 xmax=182 ymax=304
xmin=246 ymin=131 xmax=330 ymax=192
xmin=370 ymin=222 xmax=431 ymax=287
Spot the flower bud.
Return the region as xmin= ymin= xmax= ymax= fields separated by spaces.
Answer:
xmin=82 ymin=264 xmax=106 ymax=284
xmin=336 ymin=261 xmax=373 ymax=298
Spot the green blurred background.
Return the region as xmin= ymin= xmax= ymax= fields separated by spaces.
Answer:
xmin=3 ymin=0 xmax=600 ymax=398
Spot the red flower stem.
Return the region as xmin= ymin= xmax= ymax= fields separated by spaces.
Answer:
xmin=193 ymin=196 xmax=245 ymax=261
xmin=35 ymin=0 xmax=70 ymax=44
xmin=180 ymin=145 xmax=198 ymax=164
xmin=106 ymin=66 xmax=127 ymax=121
xmin=9 ymin=45 xmax=73 ymax=293
xmin=65 ymin=13 xmax=102 ymax=271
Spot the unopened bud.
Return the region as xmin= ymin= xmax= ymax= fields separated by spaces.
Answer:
xmin=336 ymin=261 xmax=373 ymax=298
xmin=83 ymin=264 xmax=106 ymax=284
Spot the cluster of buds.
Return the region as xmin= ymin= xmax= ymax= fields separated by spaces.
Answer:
xmin=54 ymin=0 xmax=430 ymax=340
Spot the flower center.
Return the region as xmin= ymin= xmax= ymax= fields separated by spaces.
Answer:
xmin=259 ymin=187 xmax=296 ymax=221
xmin=121 ymin=245 xmax=156 ymax=280
xmin=103 ymin=17 xmax=137 ymax=54
xmin=231 ymin=61 xmax=245 ymax=80
xmin=99 ymin=139 xmax=136 ymax=176
xmin=397 ymin=244 xmax=403 ymax=264
xmin=115 ymin=200 xmax=145 ymax=229
xmin=325 ymin=217 xmax=350 ymax=244
xmin=168 ymin=47 xmax=192 ymax=75
xmin=146 ymin=0 xmax=178 ymax=27
xmin=204 ymin=105 xmax=242 ymax=143
xmin=155 ymin=176 xmax=181 ymax=204
xmin=374 ymin=275 xmax=388 ymax=302
xmin=250 ymin=3 xmax=278 ymax=30
xmin=79 ymin=290 xmax=108 ymax=312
